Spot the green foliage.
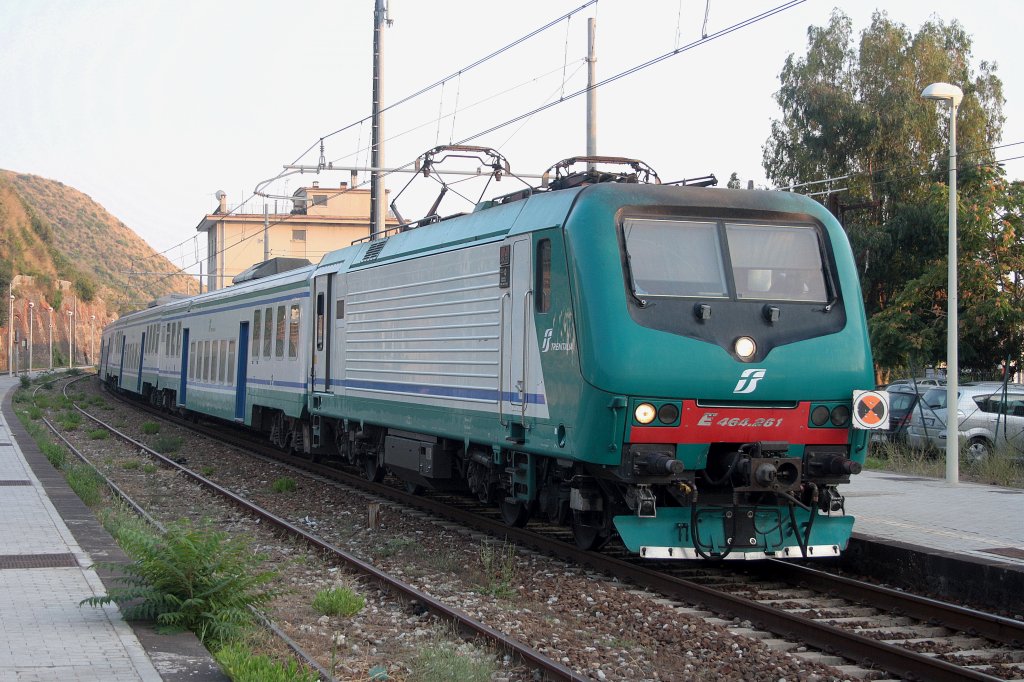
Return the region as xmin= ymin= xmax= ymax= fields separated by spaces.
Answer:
xmin=141 ymin=421 xmax=160 ymax=435
xmin=142 ymin=463 xmax=158 ymax=474
xmin=410 ymin=642 xmax=497 ymax=682
xmin=27 ymin=405 xmax=42 ymax=420
xmin=200 ymin=465 xmax=215 ymax=477
xmin=763 ymin=10 xmax=1020 ymax=376
xmin=87 ymin=428 xmax=108 ymax=440
xmin=214 ymin=643 xmax=319 ymax=682
xmin=121 ymin=459 xmax=140 ymax=470
xmin=58 ymin=411 xmax=82 ymax=430
xmin=81 ymin=520 xmax=279 ymax=648
xmin=151 ymin=435 xmax=182 ymax=454
xmin=66 ymin=463 xmax=105 ymax=507
xmin=475 ymin=540 xmax=519 ymax=599
xmin=271 ymin=477 xmax=296 ymax=494
xmin=41 ymin=441 xmax=67 ymax=469
xmin=311 ymin=587 xmax=365 ymax=617
xmin=19 ymin=375 xmax=30 ymax=388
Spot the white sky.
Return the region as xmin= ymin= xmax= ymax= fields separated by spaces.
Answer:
xmin=1 ymin=0 xmax=1020 ymax=277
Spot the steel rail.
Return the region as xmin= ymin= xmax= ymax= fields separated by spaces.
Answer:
xmin=85 ymin=382 xmax=582 ymax=681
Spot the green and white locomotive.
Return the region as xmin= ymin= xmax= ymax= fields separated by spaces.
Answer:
xmin=101 ymin=151 xmax=876 ymax=560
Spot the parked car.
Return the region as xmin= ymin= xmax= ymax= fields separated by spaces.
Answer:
xmin=886 ymin=377 xmax=946 ymax=389
xmin=871 ymin=384 xmax=923 ymax=444
xmin=905 ymin=382 xmax=1024 ymax=460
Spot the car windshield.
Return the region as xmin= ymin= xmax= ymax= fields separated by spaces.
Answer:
xmin=922 ymin=387 xmax=948 ymax=409
xmin=622 ymin=218 xmax=829 ymax=302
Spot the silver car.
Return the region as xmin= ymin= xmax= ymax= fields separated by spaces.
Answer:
xmin=904 ymin=382 xmax=1024 ymax=460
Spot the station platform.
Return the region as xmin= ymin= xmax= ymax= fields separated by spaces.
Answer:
xmin=842 ymin=468 xmax=1024 ymax=610
xmin=0 ymin=374 xmax=224 ymax=681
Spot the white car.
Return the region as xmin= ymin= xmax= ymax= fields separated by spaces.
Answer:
xmin=904 ymin=382 xmax=1024 ymax=460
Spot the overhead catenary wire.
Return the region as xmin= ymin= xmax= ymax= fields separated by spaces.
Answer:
xmin=137 ymin=0 xmax=810 ymax=297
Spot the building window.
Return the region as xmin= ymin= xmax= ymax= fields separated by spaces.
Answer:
xmin=292 ymin=229 xmax=307 ymax=242
xmin=312 ymin=194 xmax=327 ymax=206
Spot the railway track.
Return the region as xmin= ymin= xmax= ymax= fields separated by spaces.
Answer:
xmin=93 ymin=378 xmax=1024 ymax=681
xmin=47 ymin=375 xmax=581 ymax=682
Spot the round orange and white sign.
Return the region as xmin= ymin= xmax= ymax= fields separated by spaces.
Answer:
xmin=852 ymin=390 xmax=889 ymax=430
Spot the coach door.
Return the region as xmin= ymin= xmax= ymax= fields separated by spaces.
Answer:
xmin=312 ymin=273 xmax=334 ymax=393
xmin=178 ymin=328 xmax=189 ymax=406
xmin=235 ymin=322 xmax=249 ymax=421
xmin=137 ymin=332 xmax=146 ymax=393
xmin=501 ymin=238 xmax=532 ymax=431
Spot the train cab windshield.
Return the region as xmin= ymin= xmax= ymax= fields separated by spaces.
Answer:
xmin=623 ymin=218 xmax=829 ymax=303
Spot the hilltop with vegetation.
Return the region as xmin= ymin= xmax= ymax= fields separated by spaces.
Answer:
xmin=0 ymin=170 xmax=193 ymax=367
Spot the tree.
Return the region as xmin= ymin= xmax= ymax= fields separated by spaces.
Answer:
xmin=763 ymin=10 xmax=1015 ymax=376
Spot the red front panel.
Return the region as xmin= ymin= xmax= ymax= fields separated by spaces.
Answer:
xmin=628 ymin=401 xmax=848 ymax=445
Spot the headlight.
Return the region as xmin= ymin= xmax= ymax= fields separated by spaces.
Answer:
xmin=658 ymin=403 xmax=680 ymax=424
xmin=634 ymin=403 xmax=657 ymax=424
xmin=734 ymin=336 xmax=756 ymax=359
xmin=831 ymin=405 xmax=851 ymax=426
xmin=810 ymin=405 xmax=831 ymax=426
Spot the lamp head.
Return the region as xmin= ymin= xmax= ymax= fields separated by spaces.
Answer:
xmin=922 ymin=82 xmax=963 ymax=107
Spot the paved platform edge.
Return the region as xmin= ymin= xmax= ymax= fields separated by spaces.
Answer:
xmin=2 ymin=383 xmax=228 ymax=682
xmin=843 ymin=533 xmax=1024 ymax=615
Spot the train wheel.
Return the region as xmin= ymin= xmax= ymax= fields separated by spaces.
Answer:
xmin=499 ymin=499 xmax=531 ymax=527
xmin=363 ymin=456 xmax=385 ymax=483
xmin=572 ymin=510 xmax=610 ymax=551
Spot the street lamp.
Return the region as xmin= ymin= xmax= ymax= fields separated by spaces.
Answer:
xmin=67 ymin=310 xmax=74 ymax=369
xmin=7 ymin=291 xmax=13 ymax=376
xmin=28 ymin=302 xmax=34 ymax=374
xmin=922 ymin=81 xmax=963 ymax=485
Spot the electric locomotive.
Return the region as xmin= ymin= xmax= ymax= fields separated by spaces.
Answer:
xmin=307 ymin=150 xmax=876 ymax=559
xmin=99 ymin=149 xmax=877 ymax=560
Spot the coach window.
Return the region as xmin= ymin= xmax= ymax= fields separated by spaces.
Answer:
xmin=211 ymin=340 xmax=220 ymax=383
xmin=535 ymin=238 xmax=552 ymax=313
xmin=263 ymin=307 xmax=274 ymax=357
xmin=275 ymin=305 xmax=286 ymax=358
xmin=189 ymin=342 xmax=196 ymax=379
xmin=204 ymin=340 xmax=211 ymax=381
xmin=289 ymin=304 xmax=300 ymax=358
xmin=176 ymin=322 xmax=182 ymax=356
xmin=252 ymin=310 xmax=262 ymax=357
xmin=218 ymin=340 xmax=227 ymax=383
xmin=316 ymin=293 xmax=325 ymax=351
xmin=227 ymin=340 xmax=236 ymax=386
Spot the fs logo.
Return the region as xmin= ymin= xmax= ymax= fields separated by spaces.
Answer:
xmin=541 ymin=328 xmax=553 ymax=353
xmin=733 ymin=368 xmax=767 ymax=394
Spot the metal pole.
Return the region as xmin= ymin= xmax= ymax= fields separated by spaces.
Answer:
xmin=945 ymin=100 xmax=959 ymax=485
xmin=67 ymin=311 xmax=73 ymax=369
xmin=586 ymin=18 xmax=597 ymax=170
xmin=369 ymin=0 xmax=388 ymax=239
xmin=28 ymin=302 xmax=33 ymax=374
xmin=90 ymin=315 xmax=95 ymax=367
xmin=7 ymin=284 xmax=12 ymax=376
xmin=48 ymin=308 xmax=52 ymax=370
xmin=263 ymin=203 xmax=270 ymax=262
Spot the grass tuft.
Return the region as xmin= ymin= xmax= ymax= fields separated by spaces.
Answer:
xmin=214 ymin=642 xmax=319 ymax=682
xmin=141 ymin=421 xmax=161 ymax=435
xmin=311 ymin=586 xmax=365 ymax=617
xmin=271 ymin=477 xmax=297 ymax=494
